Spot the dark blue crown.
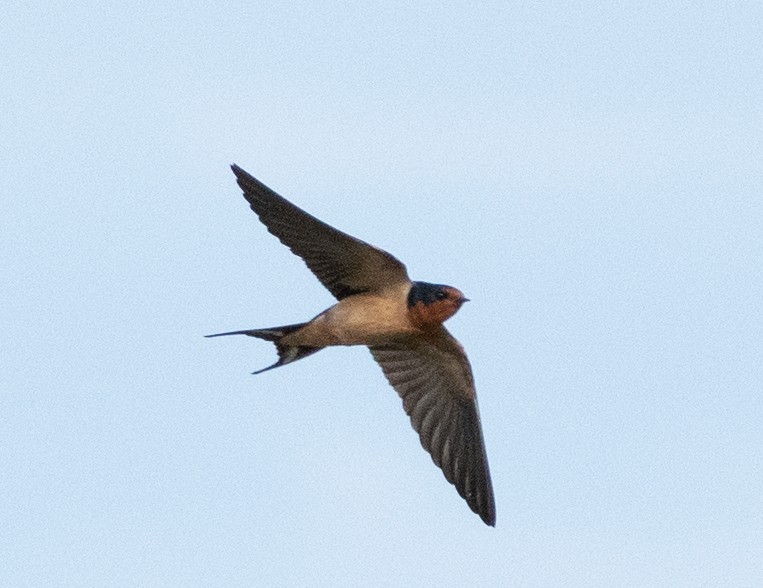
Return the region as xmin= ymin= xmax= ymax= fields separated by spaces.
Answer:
xmin=407 ymin=281 xmax=450 ymax=307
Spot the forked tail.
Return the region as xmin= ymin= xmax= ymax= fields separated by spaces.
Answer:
xmin=205 ymin=322 xmax=322 ymax=374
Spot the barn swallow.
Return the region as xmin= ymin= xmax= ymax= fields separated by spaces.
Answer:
xmin=207 ymin=165 xmax=495 ymax=526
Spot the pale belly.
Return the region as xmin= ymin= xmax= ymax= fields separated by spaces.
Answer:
xmin=284 ymin=292 xmax=416 ymax=347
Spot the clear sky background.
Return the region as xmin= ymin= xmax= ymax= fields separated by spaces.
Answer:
xmin=2 ymin=2 xmax=761 ymax=586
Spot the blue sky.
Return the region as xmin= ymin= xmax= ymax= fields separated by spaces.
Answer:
xmin=2 ymin=1 xmax=762 ymax=585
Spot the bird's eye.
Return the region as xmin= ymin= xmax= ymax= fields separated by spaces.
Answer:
xmin=435 ymin=290 xmax=448 ymax=300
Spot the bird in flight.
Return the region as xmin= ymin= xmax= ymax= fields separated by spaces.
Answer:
xmin=208 ymin=165 xmax=495 ymax=526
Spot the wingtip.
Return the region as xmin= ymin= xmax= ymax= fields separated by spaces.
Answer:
xmin=230 ymin=163 xmax=258 ymax=187
xmin=481 ymin=504 xmax=496 ymax=527
xmin=479 ymin=492 xmax=496 ymax=527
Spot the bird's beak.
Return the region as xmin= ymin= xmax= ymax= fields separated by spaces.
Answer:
xmin=461 ymin=297 xmax=471 ymax=303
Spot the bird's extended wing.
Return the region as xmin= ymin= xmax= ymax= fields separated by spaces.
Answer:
xmin=370 ymin=329 xmax=495 ymax=526
xmin=231 ymin=165 xmax=410 ymax=299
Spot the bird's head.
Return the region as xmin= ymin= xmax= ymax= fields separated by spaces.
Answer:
xmin=407 ymin=281 xmax=470 ymax=328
